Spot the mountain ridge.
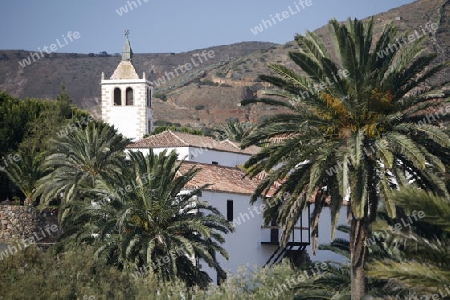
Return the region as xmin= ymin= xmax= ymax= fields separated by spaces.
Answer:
xmin=0 ymin=0 xmax=448 ymax=129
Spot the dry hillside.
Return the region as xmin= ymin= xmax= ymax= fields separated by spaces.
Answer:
xmin=0 ymin=0 xmax=448 ymax=129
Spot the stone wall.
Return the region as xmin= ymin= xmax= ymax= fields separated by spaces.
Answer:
xmin=0 ymin=205 xmax=60 ymax=244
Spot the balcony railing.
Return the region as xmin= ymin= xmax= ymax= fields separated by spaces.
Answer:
xmin=260 ymin=204 xmax=311 ymax=246
xmin=260 ymin=225 xmax=310 ymax=245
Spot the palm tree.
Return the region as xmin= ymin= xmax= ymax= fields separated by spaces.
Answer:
xmin=217 ymin=120 xmax=256 ymax=142
xmin=61 ymin=150 xmax=233 ymax=288
xmin=241 ymin=17 xmax=450 ymax=298
xmin=35 ymin=121 xmax=130 ymax=210
xmin=368 ymin=187 xmax=450 ymax=297
xmin=0 ymin=148 xmax=44 ymax=205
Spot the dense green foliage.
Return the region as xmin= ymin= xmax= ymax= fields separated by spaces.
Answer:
xmin=368 ymin=188 xmax=450 ymax=298
xmin=35 ymin=122 xmax=130 ymax=209
xmin=0 ymin=90 xmax=233 ymax=290
xmin=150 ymin=125 xmax=206 ymax=136
xmin=0 ymin=245 xmax=191 ymax=300
xmin=214 ymin=119 xmax=255 ymax=142
xmin=0 ymin=148 xmax=45 ymax=205
xmin=0 ymin=244 xmax=319 ymax=300
xmin=31 ymin=121 xmax=232 ymax=288
xmin=60 ymin=150 xmax=233 ymax=288
xmin=2 ymin=205 xmax=449 ymax=299
xmin=0 ymin=90 xmax=92 ymax=201
xmin=291 ymin=188 xmax=450 ymax=299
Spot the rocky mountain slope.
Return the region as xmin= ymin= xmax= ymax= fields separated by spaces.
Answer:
xmin=0 ymin=0 xmax=448 ymax=129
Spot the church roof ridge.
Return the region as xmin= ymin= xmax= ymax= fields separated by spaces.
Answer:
xmin=127 ymin=130 xmax=260 ymax=155
xmin=167 ymin=130 xmax=189 ymax=146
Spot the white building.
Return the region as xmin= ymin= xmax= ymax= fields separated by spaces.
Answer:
xmin=100 ymin=35 xmax=154 ymax=140
xmin=127 ymin=131 xmax=347 ymax=283
xmin=100 ymin=35 xmax=347 ymax=283
xmin=127 ymin=130 xmax=260 ymax=167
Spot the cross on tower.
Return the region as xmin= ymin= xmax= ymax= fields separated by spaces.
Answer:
xmin=124 ymin=29 xmax=130 ymax=39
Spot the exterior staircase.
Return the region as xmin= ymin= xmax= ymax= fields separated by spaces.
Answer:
xmin=262 ymin=204 xmax=311 ymax=267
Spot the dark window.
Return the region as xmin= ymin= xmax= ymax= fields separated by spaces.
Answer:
xmin=227 ymin=200 xmax=233 ymax=221
xmin=270 ymin=219 xmax=279 ymax=243
xmin=147 ymin=88 xmax=152 ymax=107
xmin=148 ymin=120 xmax=152 ymax=133
xmin=114 ymin=88 xmax=121 ymax=105
xmin=126 ymin=87 xmax=133 ymax=105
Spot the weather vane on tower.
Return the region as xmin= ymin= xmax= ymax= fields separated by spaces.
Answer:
xmin=124 ymin=29 xmax=130 ymax=39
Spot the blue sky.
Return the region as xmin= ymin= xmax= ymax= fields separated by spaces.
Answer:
xmin=0 ymin=0 xmax=415 ymax=54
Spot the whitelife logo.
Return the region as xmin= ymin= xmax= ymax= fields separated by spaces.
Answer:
xmin=18 ymin=31 xmax=81 ymax=68
xmin=376 ymin=21 xmax=439 ymax=59
xmin=250 ymin=0 xmax=313 ymax=35
xmin=0 ymin=153 xmax=21 ymax=172
xmin=152 ymin=50 xmax=215 ymax=87
xmin=0 ymin=224 xmax=59 ymax=261
xmin=116 ymin=0 xmax=149 ymax=16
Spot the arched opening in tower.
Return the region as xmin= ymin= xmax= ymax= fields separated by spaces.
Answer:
xmin=114 ymin=88 xmax=121 ymax=106
xmin=126 ymin=87 xmax=134 ymax=105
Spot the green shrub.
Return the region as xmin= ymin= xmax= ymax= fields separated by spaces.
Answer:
xmin=0 ymin=246 xmax=302 ymax=300
xmin=0 ymin=244 xmax=217 ymax=300
xmin=215 ymin=72 xmax=225 ymax=78
xmin=154 ymin=93 xmax=167 ymax=101
xmin=199 ymin=80 xmax=218 ymax=86
xmin=195 ymin=105 xmax=205 ymax=110
xmin=153 ymin=120 xmax=179 ymax=127
xmin=152 ymin=125 xmax=204 ymax=136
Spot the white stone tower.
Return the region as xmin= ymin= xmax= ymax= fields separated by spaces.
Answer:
xmin=100 ymin=32 xmax=153 ymax=140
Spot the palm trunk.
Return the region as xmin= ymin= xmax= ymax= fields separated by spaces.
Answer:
xmin=24 ymin=197 xmax=32 ymax=206
xmin=350 ymin=217 xmax=369 ymax=299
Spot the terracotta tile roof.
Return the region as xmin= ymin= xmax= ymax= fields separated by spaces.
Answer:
xmin=178 ymin=161 xmax=266 ymax=196
xmin=127 ymin=130 xmax=260 ymax=155
xmin=178 ymin=161 xmax=348 ymax=204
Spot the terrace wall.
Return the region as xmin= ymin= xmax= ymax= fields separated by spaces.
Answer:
xmin=0 ymin=205 xmax=60 ymax=243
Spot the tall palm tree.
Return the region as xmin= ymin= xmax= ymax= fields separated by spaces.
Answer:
xmin=368 ymin=187 xmax=450 ymax=297
xmin=61 ymin=150 xmax=233 ymax=288
xmin=35 ymin=121 xmax=130 ymax=210
xmin=241 ymin=17 xmax=450 ymax=298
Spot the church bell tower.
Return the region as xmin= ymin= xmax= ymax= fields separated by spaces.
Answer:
xmin=100 ymin=31 xmax=153 ymax=140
